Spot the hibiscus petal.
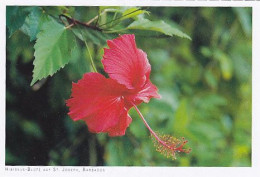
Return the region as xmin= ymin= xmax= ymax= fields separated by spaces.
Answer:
xmin=125 ymin=80 xmax=161 ymax=106
xmin=87 ymin=108 xmax=132 ymax=137
xmin=134 ymin=80 xmax=161 ymax=103
xmin=102 ymin=34 xmax=151 ymax=90
xmin=66 ymin=73 xmax=132 ymax=136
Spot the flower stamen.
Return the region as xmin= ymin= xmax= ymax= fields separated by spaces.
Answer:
xmin=131 ymin=102 xmax=191 ymax=160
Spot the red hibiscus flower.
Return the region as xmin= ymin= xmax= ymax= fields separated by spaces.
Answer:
xmin=66 ymin=34 xmax=190 ymax=159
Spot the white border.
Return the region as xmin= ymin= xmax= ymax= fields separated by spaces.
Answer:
xmin=1 ymin=1 xmax=259 ymax=177
xmin=252 ymin=1 xmax=260 ymax=172
xmin=0 ymin=1 xmax=6 ymax=177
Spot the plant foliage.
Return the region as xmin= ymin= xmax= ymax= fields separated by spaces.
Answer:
xmin=6 ymin=6 xmax=252 ymax=166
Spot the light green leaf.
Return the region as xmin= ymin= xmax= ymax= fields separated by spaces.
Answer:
xmin=200 ymin=46 xmax=212 ymax=58
xmin=204 ymin=69 xmax=218 ymax=89
xmin=121 ymin=7 xmax=149 ymax=20
xmin=31 ymin=19 xmax=76 ymax=86
xmin=213 ymin=49 xmax=233 ymax=80
xmin=233 ymin=7 xmax=251 ymax=37
xmin=172 ymin=98 xmax=190 ymax=132
xmin=129 ymin=108 xmax=148 ymax=139
xmin=127 ymin=18 xmax=191 ymax=40
xmin=189 ymin=121 xmax=223 ymax=143
xmin=99 ymin=7 xmax=148 ymax=28
xmin=99 ymin=6 xmax=120 ymax=13
xmin=6 ymin=6 xmax=30 ymax=37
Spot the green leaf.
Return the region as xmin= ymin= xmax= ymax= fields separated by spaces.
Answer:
xmin=98 ymin=7 xmax=148 ymax=28
xmin=6 ymin=149 xmax=24 ymax=164
xmin=189 ymin=121 xmax=223 ymax=144
xmin=6 ymin=6 xmax=30 ymax=37
xmin=21 ymin=7 xmax=51 ymax=41
xmin=21 ymin=120 xmax=44 ymax=139
xmin=42 ymin=6 xmax=70 ymax=17
xmin=31 ymin=19 xmax=76 ymax=86
xmin=233 ymin=7 xmax=251 ymax=37
xmin=173 ymin=98 xmax=190 ymax=131
xmin=213 ymin=49 xmax=233 ymax=80
xmin=120 ymin=7 xmax=149 ymax=20
xmin=204 ymin=69 xmax=218 ymax=89
xmin=200 ymin=46 xmax=212 ymax=58
xmin=129 ymin=108 xmax=148 ymax=139
xmin=72 ymin=26 xmax=114 ymax=45
xmin=127 ymin=18 xmax=191 ymax=40
xmin=99 ymin=6 xmax=120 ymax=13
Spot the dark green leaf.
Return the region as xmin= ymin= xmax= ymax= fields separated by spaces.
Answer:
xmin=21 ymin=120 xmax=44 ymax=139
xmin=42 ymin=6 xmax=70 ymax=17
xmin=72 ymin=26 xmax=114 ymax=45
xmin=21 ymin=7 xmax=51 ymax=41
xmin=6 ymin=149 xmax=24 ymax=164
xmin=6 ymin=6 xmax=30 ymax=37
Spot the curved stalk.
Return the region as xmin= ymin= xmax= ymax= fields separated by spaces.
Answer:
xmin=131 ymin=102 xmax=191 ymax=159
xmin=84 ymin=40 xmax=98 ymax=73
xmin=131 ymin=103 xmax=173 ymax=149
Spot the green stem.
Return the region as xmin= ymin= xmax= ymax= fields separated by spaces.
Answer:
xmin=110 ymin=11 xmax=118 ymax=27
xmin=87 ymin=9 xmax=109 ymax=25
xmin=84 ymin=40 xmax=98 ymax=73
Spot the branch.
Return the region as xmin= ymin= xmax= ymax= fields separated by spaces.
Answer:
xmin=59 ymin=14 xmax=103 ymax=31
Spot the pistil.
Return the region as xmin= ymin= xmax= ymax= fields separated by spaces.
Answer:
xmin=131 ymin=102 xmax=191 ymax=159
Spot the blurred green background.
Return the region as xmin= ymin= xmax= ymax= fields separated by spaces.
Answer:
xmin=6 ymin=7 xmax=252 ymax=166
